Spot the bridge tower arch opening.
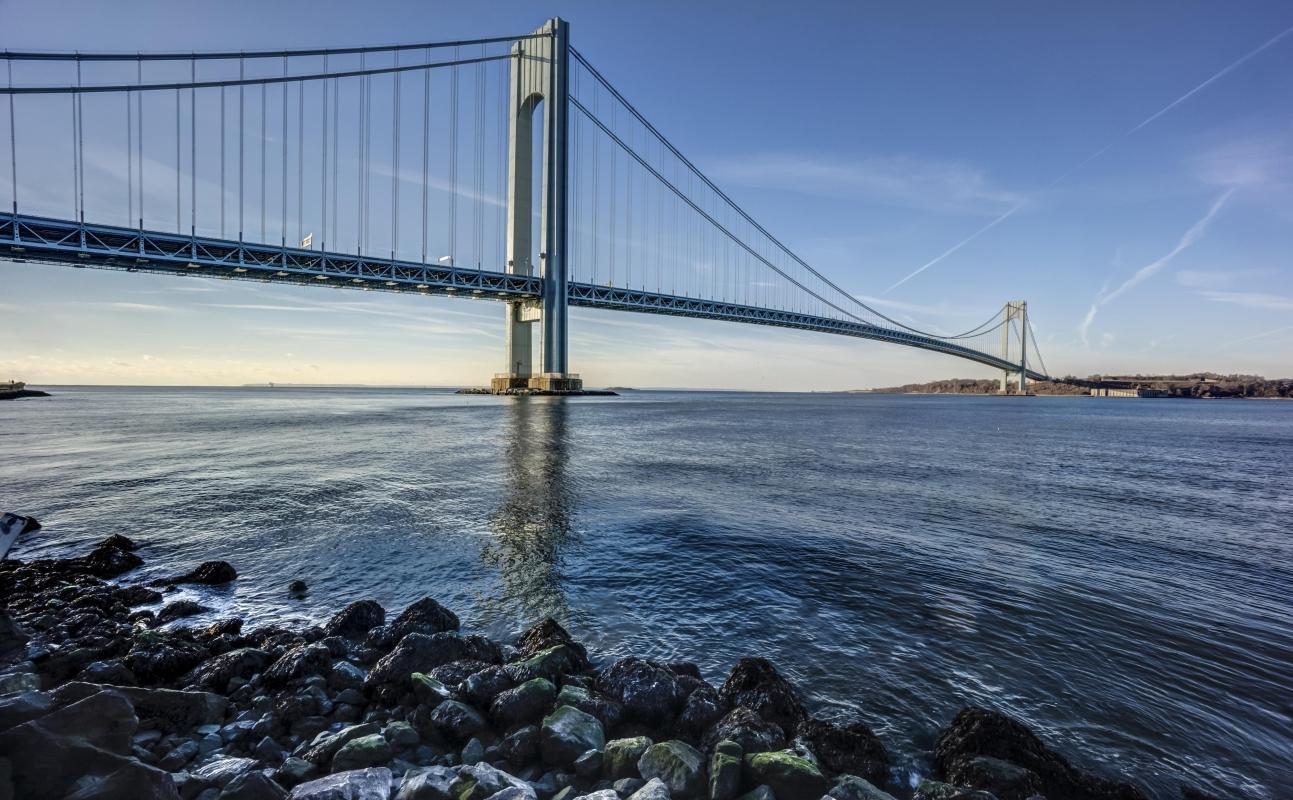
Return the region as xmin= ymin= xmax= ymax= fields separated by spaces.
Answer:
xmin=492 ymin=17 xmax=582 ymax=394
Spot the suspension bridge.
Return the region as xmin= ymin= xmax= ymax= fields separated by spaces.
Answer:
xmin=0 ymin=18 xmax=1051 ymax=393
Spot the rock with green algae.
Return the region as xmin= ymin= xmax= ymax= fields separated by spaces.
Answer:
xmin=540 ymin=705 xmax=605 ymax=766
xmin=331 ymin=733 xmax=392 ymax=772
xmin=490 ymin=677 xmax=557 ymax=728
xmin=637 ymin=739 xmax=707 ymax=800
xmin=604 ymin=736 xmax=654 ymax=780
xmin=505 ymin=644 xmax=585 ymax=683
xmin=741 ymin=750 xmax=830 ymax=800
xmin=412 ymin=672 xmax=454 ymax=705
xmin=710 ymin=739 xmax=744 ymax=800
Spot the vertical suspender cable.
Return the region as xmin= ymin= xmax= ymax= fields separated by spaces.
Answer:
xmin=448 ymin=47 xmax=458 ymax=264
xmin=127 ymin=86 xmax=133 ymax=227
xmin=392 ymin=51 xmax=400 ymax=260
xmin=356 ymin=58 xmax=363 ymax=254
xmin=190 ymin=58 xmax=196 ymax=239
xmin=331 ymin=78 xmax=338 ymax=248
xmin=590 ymin=79 xmax=598 ymax=285
xmin=281 ymin=56 xmax=287 ymax=247
xmin=297 ymin=74 xmax=303 ymax=246
xmin=608 ymin=100 xmax=616 ymax=286
xmin=76 ymin=55 xmax=85 ymax=224
xmin=175 ymin=86 xmax=181 ymax=232
xmin=321 ymin=56 xmax=329 ymax=252
xmin=137 ymin=56 xmax=144 ymax=231
xmin=6 ymin=58 xmax=16 ymax=216
xmin=363 ymin=61 xmax=371 ymax=256
xmin=474 ymin=49 xmax=483 ymax=268
xmin=238 ymin=55 xmax=244 ymax=244
xmin=497 ymin=56 xmax=505 ymax=269
xmin=219 ymin=85 xmax=225 ymax=237
xmin=260 ymin=81 xmax=266 ymax=242
xmin=71 ymin=56 xmax=80 ymax=224
xmin=420 ymin=50 xmax=429 ymax=264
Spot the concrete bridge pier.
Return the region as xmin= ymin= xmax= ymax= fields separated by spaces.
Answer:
xmin=489 ymin=17 xmax=583 ymax=394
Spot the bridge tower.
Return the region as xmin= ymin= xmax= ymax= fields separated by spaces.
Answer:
xmin=490 ymin=18 xmax=582 ymax=394
xmin=999 ymin=300 xmax=1029 ymax=394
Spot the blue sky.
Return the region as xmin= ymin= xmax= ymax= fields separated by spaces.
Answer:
xmin=2 ymin=0 xmax=1291 ymax=389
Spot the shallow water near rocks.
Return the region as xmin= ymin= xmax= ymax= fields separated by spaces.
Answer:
xmin=3 ymin=386 xmax=1291 ymax=799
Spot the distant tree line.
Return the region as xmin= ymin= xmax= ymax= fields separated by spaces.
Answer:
xmin=866 ymin=373 xmax=1293 ymax=398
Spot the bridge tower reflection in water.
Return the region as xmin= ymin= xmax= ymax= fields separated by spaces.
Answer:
xmin=480 ymin=398 xmax=576 ymax=623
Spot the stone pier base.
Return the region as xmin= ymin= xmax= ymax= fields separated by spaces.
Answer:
xmin=476 ymin=373 xmax=612 ymax=396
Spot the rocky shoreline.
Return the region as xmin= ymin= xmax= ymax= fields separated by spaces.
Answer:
xmin=0 ymin=538 xmax=1195 ymax=800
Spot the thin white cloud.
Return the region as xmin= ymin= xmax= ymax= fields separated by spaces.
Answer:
xmin=888 ymin=24 xmax=1293 ymax=294
xmin=1175 ymin=268 xmax=1277 ymax=289
xmin=709 ymin=154 xmax=1023 ymax=216
xmin=1079 ymin=189 xmax=1234 ymax=345
xmin=1214 ymin=324 xmax=1293 ymax=350
xmin=1198 ymin=290 xmax=1293 ymax=312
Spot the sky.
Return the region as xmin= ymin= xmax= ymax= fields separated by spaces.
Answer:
xmin=1 ymin=0 xmax=1291 ymax=390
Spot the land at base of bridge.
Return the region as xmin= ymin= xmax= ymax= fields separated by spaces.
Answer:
xmin=456 ymin=387 xmax=620 ymax=397
xmin=0 ymin=537 xmax=1202 ymax=800
xmin=0 ymin=381 xmax=50 ymax=400
xmin=859 ymin=373 xmax=1293 ymax=399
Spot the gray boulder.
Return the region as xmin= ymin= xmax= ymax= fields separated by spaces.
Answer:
xmin=541 ymin=706 xmax=605 ymax=767
xmin=287 ymin=767 xmax=393 ymax=800
xmin=626 ymin=778 xmax=671 ymax=800
xmin=596 ymin=658 xmax=687 ymax=726
xmin=740 ymin=750 xmax=830 ymax=800
xmin=603 ymin=736 xmax=653 ymax=780
xmin=426 ymin=699 xmax=490 ymax=743
xmin=395 ymin=765 xmax=459 ymax=800
xmin=326 ymin=600 xmax=386 ymax=641
xmin=332 ymin=734 xmax=393 ymax=772
xmin=52 ymin=681 xmax=228 ymax=732
xmin=830 ymin=775 xmax=898 ymax=800
xmin=491 ymin=677 xmax=557 ymax=729
xmin=193 ymin=757 xmax=259 ymax=788
xmin=637 ymin=740 xmax=705 ymax=800
xmin=222 ymin=771 xmax=289 ymax=800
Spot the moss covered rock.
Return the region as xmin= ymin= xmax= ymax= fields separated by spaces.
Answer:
xmin=741 ymin=750 xmax=830 ymax=800
xmin=638 ymin=740 xmax=706 ymax=800
xmin=541 ymin=705 xmax=605 ymax=766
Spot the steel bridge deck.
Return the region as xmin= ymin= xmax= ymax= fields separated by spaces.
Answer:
xmin=1 ymin=212 xmax=1047 ymax=380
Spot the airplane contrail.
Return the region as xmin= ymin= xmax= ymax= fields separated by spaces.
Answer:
xmin=884 ymin=22 xmax=1293 ymax=295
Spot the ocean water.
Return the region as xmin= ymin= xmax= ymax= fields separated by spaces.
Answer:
xmin=2 ymin=387 xmax=1290 ymax=798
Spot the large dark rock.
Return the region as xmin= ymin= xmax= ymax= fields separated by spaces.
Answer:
xmin=430 ymin=657 xmax=499 ymax=689
xmin=98 ymin=534 xmax=137 ymax=551
xmin=933 ymin=707 xmax=1149 ymax=800
xmin=63 ymin=760 xmax=180 ymax=800
xmin=262 ymin=642 xmax=333 ymax=688
xmin=491 ymin=677 xmax=558 ymax=729
xmin=541 ymin=705 xmax=605 ymax=766
xmin=719 ymin=658 xmax=807 ymax=733
xmin=741 ymin=750 xmax=831 ymax=800
xmin=388 ymin=597 xmax=460 ymax=639
xmin=554 ymin=684 xmax=624 ymax=731
xmin=184 ymin=647 xmax=271 ymax=691
xmin=157 ymin=560 xmax=238 ymax=586
xmin=286 ymin=767 xmax=392 ymax=800
xmin=702 ymin=707 xmax=785 ymax=755
xmin=0 ymin=690 xmax=52 ymax=731
xmin=155 ymin=599 xmax=210 ymax=624
xmin=124 ymin=631 xmax=208 ymax=684
xmin=79 ymin=545 xmax=145 ymax=578
xmin=112 ymin=584 xmax=164 ymax=606
xmin=423 ymin=699 xmax=490 ymax=743
xmin=796 ymin=717 xmax=889 ymax=784
xmin=366 ymin=633 xmax=496 ymax=695
xmin=596 ymin=657 xmax=688 ymax=727
xmin=325 ymin=600 xmax=386 ymax=641
xmin=515 ymin=618 xmax=589 ymax=670
xmin=463 ymin=665 xmax=517 ymax=707
xmin=0 ymin=609 xmax=29 ymax=657
xmin=637 ymin=740 xmax=706 ymax=799
xmin=51 ymin=681 xmax=227 ymax=731
xmin=676 ymin=685 xmax=723 ymax=742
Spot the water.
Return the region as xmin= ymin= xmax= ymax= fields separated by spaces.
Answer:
xmin=2 ymin=387 xmax=1290 ymax=799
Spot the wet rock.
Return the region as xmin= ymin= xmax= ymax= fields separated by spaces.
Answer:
xmin=614 ymin=778 xmax=646 ymax=797
xmin=944 ymin=755 xmax=1043 ymax=800
xmin=0 ymin=671 xmax=40 ymax=696
xmin=933 ymin=707 xmax=1148 ymax=800
xmin=741 ymin=750 xmax=830 ymax=800
xmin=303 ymin=723 xmax=382 ymax=767
xmin=555 ymin=685 xmax=623 ymax=731
xmin=464 ymin=665 xmax=516 ymax=707
xmin=98 ymin=534 xmax=137 ymax=551
xmin=289 ymin=580 xmax=309 ymax=594
xmin=515 ymin=619 xmax=589 ymax=671
xmin=735 ymin=788 xmax=774 ymax=800
xmin=76 ymin=658 xmax=138 ymax=686
xmin=367 ymin=634 xmax=489 ymax=695
xmin=124 ymin=631 xmax=208 ymax=684
xmin=53 ymin=681 xmax=227 ymax=731
xmin=603 ymin=736 xmax=653 ymax=780
xmin=596 ymin=658 xmax=688 ymax=727
xmin=455 ymin=762 xmax=538 ymax=800
xmin=157 ymin=599 xmax=211 ymax=624
xmin=329 ymin=660 xmax=367 ymax=692
xmin=160 ymin=739 xmax=201 ymax=770
xmin=0 ymin=609 xmax=29 ymax=657
xmin=77 ymin=544 xmax=146 ymax=578
xmin=326 ymin=600 xmax=386 ymax=641
xmin=498 ymin=724 xmax=541 ymax=764
xmin=277 ymin=757 xmax=319 ymax=789
xmin=160 ymin=560 xmax=238 ymax=586
xmin=462 ymin=736 xmax=486 ymax=765
xmin=223 ymin=771 xmax=289 ymax=800
xmin=432 ymin=658 xmax=499 ymax=689
xmin=333 ymin=733 xmax=394 ymax=772
xmin=626 ymin=778 xmax=670 ymax=800
xmin=385 ymin=720 xmax=420 ymax=750
xmin=710 ymin=740 xmax=743 ymax=800
xmin=0 ymin=690 xmax=52 ymax=730
xmin=506 ymin=646 xmax=584 ymax=684
xmin=541 ymin=705 xmax=606 ymax=767
xmin=492 ymin=677 xmax=558 ymax=729
xmin=413 ymin=673 xmax=455 ymax=706
xmin=795 ymin=719 xmax=888 ymax=785
xmin=263 ymin=642 xmax=333 ymax=688
xmin=830 ymin=775 xmax=897 ymax=800
xmin=574 ymin=791 xmax=619 ymax=800
xmin=193 ymin=757 xmax=259 ymax=788
xmin=62 ymin=760 xmax=180 ymax=800
xmin=287 ymin=767 xmax=392 ymax=800
xmin=574 ymin=748 xmax=604 ymax=778
xmin=912 ymin=780 xmax=996 ymax=800
xmin=113 ymin=583 xmax=164 ymax=606
xmin=385 ymin=597 xmax=460 ymax=641
xmin=637 ymin=740 xmax=706 ymax=800
xmin=426 ymin=699 xmax=490 ymax=743
xmin=676 ymin=686 xmax=723 ymax=743
xmin=255 ymin=735 xmax=288 ymax=763
xmin=187 ymin=647 xmax=272 ymax=691
xmin=395 ymin=765 xmax=459 ymax=800
xmin=719 ymin=660 xmax=806 ymax=734
xmin=703 ymin=708 xmax=785 ymax=756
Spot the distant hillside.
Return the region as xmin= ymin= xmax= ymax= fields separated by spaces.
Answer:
xmin=863 ymin=374 xmax=1293 ymax=398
